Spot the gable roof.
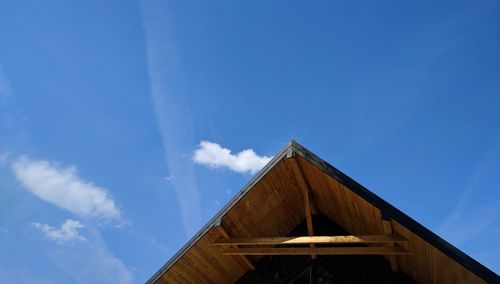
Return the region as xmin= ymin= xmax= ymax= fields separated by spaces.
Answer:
xmin=148 ymin=141 xmax=499 ymax=284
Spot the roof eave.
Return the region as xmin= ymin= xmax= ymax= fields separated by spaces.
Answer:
xmin=146 ymin=140 xmax=296 ymax=284
xmin=147 ymin=140 xmax=499 ymax=283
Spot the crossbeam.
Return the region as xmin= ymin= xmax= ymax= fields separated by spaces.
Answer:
xmin=213 ymin=235 xmax=408 ymax=246
xmin=222 ymin=246 xmax=409 ymax=256
xmin=213 ymin=226 xmax=255 ymax=270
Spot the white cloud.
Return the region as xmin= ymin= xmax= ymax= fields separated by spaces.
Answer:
xmin=32 ymin=219 xmax=85 ymax=244
xmin=11 ymin=156 xmax=121 ymax=221
xmin=194 ymin=141 xmax=272 ymax=175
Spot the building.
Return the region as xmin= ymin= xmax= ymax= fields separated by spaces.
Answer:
xmin=148 ymin=141 xmax=499 ymax=283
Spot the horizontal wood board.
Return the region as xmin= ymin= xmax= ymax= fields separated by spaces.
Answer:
xmin=213 ymin=234 xmax=408 ymax=245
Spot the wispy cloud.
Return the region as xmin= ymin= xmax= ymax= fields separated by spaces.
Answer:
xmin=149 ymin=237 xmax=170 ymax=253
xmin=47 ymin=229 xmax=133 ymax=284
xmin=140 ymin=0 xmax=202 ymax=237
xmin=194 ymin=141 xmax=272 ymax=175
xmin=438 ymin=138 xmax=500 ymax=246
xmin=0 ymin=65 xmax=13 ymax=101
xmin=32 ymin=219 xmax=85 ymax=244
xmin=11 ymin=156 xmax=121 ymax=221
xmin=0 ymin=64 xmax=132 ymax=282
xmin=0 ymin=65 xmax=29 ymax=152
xmin=0 ymin=152 xmax=8 ymax=166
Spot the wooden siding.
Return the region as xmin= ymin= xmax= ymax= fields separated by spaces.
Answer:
xmin=153 ymin=150 xmax=492 ymax=284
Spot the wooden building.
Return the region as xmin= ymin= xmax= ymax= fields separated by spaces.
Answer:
xmin=147 ymin=141 xmax=499 ymax=283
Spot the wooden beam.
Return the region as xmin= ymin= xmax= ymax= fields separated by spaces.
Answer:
xmin=382 ymin=220 xmax=399 ymax=272
xmin=213 ymin=234 xmax=409 ymax=246
xmin=289 ymin=157 xmax=315 ymax=235
xmin=213 ymin=226 xmax=255 ymax=270
xmin=222 ymin=246 xmax=410 ymax=256
xmin=288 ymin=157 xmax=317 ymax=259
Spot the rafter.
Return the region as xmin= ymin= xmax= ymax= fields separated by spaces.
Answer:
xmin=288 ymin=157 xmax=317 ymax=258
xmin=382 ymin=219 xmax=399 ymax=272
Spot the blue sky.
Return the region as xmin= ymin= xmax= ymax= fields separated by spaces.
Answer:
xmin=1 ymin=0 xmax=499 ymax=282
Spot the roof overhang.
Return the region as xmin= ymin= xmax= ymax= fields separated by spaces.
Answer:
xmin=147 ymin=140 xmax=499 ymax=283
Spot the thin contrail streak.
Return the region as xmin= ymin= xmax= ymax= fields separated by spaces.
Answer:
xmin=140 ymin=0 xmax=202 ymax=237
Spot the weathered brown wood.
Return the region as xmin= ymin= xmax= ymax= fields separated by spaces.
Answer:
xmin=222 ymin=246 xmax=410 ymax=256
xmin=213 ymin=234 xmax=408 ymax=246
xmin=382 ymin=219 xmax=399 ymax=272
xmin=214 ymin=226 xmax=255 ymax=270
xmin=288 ymin=157 xmax=317 ymax=259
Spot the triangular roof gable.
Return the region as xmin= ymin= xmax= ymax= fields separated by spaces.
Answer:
xmin=148 ymin=141 xmax=499 ymax=283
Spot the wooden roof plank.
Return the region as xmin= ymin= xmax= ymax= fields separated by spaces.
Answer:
xmin=148 ymin=141 xmax=499 ymax=284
